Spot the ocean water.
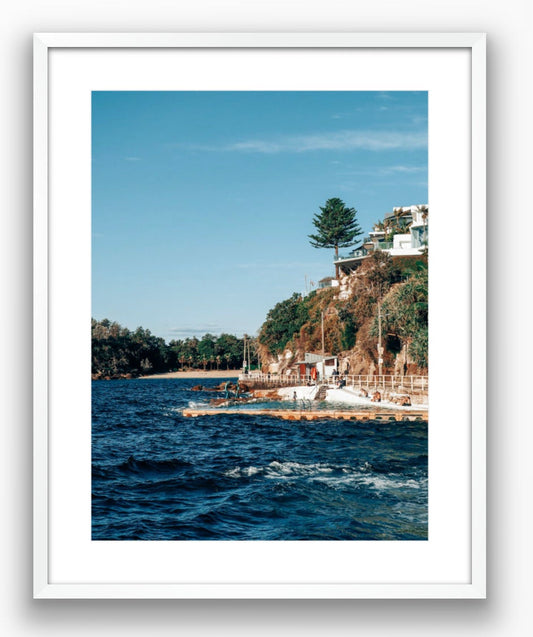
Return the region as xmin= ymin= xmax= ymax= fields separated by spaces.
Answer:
xmin=92 ymin=378 xmax=428 ymax=541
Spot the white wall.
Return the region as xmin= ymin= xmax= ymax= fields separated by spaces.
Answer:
xmin=392 ymin=233 xmax=413 ymax=249
xmin=1 ymin=1 xmax=531 ymax=636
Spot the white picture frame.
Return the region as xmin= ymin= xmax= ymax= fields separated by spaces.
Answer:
xmin=33 ymin=32 xmax=486 ymax=599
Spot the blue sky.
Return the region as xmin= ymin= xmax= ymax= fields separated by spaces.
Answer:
xmin=92 ymin=91 xmax=427 ymax=342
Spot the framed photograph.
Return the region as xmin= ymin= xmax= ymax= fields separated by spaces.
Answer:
xmin=34 ymin=33 xmax=486 ymax=598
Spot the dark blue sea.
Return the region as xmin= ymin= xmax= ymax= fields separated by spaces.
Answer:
xmin=92 ymin=378 xmax=428 ymax=541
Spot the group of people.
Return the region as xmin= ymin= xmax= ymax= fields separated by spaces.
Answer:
xmin=331 ymin=367 xmax=347 ymax=388
xmin=360 ymin=387 xmax=382 ymax=402
xmin=391 ymin=394 xmax=412 ymax=406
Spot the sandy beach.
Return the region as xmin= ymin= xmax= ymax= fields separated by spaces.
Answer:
xmin=140 ymin=369 xmax=241 ymax=379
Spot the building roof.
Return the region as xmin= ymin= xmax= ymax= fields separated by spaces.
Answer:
xmin=303 ymin=353 xmax=337 ymax=363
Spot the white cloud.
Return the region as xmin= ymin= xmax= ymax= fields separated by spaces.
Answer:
xmin=341 ymin=165 xmax=427 ymax=177
xmin=178 ymin=130 xmax=427 ymax=154
xmin=236 ymin=261 xmax=325 ymax=270
xmin=384 ymin=165 xmax=427 ymax=174
xmin=169 ymin=324 xmax=222 ymax=336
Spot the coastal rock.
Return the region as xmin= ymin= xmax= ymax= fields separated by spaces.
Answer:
xmin=217 ymin=381 xmax=233 ymax=389
xmin=252 ymin=389 xmax=282 ymax=400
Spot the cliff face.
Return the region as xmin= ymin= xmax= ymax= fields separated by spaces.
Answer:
xmin=257 ymin=253 xmax=428 ymax=376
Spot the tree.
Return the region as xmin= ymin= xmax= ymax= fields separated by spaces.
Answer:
xmin=216 ymin=333 xmax=243 ymax=369
xmin=375 ymin=268 xmax=428 ymax=370
xmin=198 ymin=334 xmax=216 ymax=369
xmin=309 ymin=197 xmax=363 ymax=278
xmin=363 ymin=251 xmax=397 ymax=301
xmin=258 ymin=292 xmax=309 ymax=355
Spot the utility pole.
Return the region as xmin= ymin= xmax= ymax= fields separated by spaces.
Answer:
xmin=321 ymin=311 xmax=325 ymax=355
xmin=377 ymin=300 xmax=384 ymax=377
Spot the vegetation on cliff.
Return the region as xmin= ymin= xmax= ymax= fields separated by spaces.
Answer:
xmin=257 ymin=252 xmax=428 ymax=375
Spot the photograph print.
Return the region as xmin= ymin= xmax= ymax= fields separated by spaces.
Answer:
xmin=91 ymin=91 xmax=429 ymax=541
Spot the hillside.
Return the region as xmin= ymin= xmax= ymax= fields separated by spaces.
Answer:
xmin=257 ymin=252 xmax=428 ymax=376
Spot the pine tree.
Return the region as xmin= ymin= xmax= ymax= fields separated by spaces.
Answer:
xmin=308 ymin=197 xmax=363 ymax=278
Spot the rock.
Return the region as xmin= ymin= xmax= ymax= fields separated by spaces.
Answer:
xmin=252 ymin=389 xmax=281 ymax=400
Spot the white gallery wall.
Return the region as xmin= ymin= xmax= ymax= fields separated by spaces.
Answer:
xmin=1 ymin=0 xmax=531 ymax=635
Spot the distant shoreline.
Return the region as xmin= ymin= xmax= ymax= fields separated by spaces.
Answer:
xmin=140 ymin=369 xmax=242 ymax=379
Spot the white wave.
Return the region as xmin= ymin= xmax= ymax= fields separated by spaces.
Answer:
xmin=265 ymin=460 xmax=334 ymax=479
xmin=225 ymin=460 xmax=336 ymax=479
xmin=164 ymin=406 xmax=183 ymax=414
xmin=244 ymin=466 xmax=261 ymax=477
xmin=188 ymin=401 xmax=210 ymax=408
xmin=224 ymin=467 xmax=242 ymax=478
xmin=358 ymin=475 xmax=426 ymax=491
xmin=224 ymin=460 xmax=426 ymax=493
xmin=224 ymin=465 xmax=262 ymax=478
xmin=313 ymin=471 xmax=427 ymax=492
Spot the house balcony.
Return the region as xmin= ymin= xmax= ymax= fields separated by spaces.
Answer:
xmin=335 ymin=249 xmax=368 ymax=262
xmin=335 ymin=241 xmax=392 ymax=263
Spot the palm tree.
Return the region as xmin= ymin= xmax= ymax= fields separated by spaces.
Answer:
xmin=382 ymin=216 xmax=395 ymax=243
xmin=420 ymin=206 xmax=429 ymax=246
xmin=392 ymin=207 xmax=413 ymax=234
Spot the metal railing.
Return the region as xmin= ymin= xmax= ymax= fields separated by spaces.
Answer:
xmin=336 ymin=252 xmax=367 ymax=261
xmin=240 ymin=372 xmax=428 ymax=393
xmin=336 ymin=242 xmax=394 ymax=261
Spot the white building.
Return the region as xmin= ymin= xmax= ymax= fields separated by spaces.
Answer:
xmin=294 ymin=353 xmax=338 ymax=380
xmin=334 ymin=204 xmax=428 ymax=274
xmin=384 ymin=205 xmax=428 ymax=256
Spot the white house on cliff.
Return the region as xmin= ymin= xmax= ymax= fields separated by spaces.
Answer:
xmin=333 ymin=204 xmax=428 ymax=275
